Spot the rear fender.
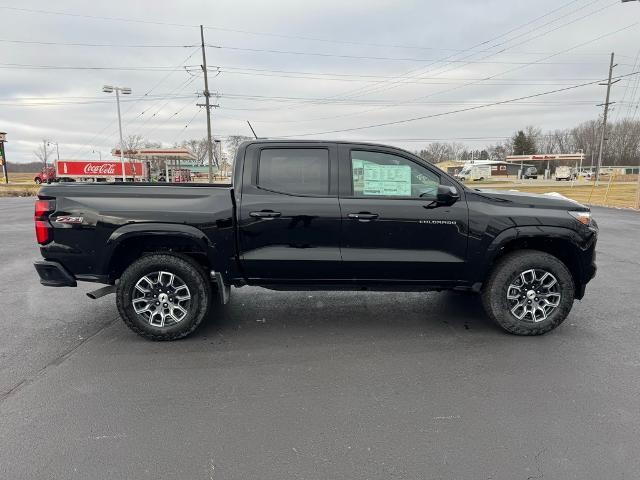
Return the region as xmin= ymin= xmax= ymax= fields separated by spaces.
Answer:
xmin=103 ymin=223 xmax=221 ymax=277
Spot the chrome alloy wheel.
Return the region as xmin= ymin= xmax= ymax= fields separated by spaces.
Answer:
xmin=506 ymin=269 xmax=562 ymax=323
xmin=132 ymin=271 xmax=191 ymax=327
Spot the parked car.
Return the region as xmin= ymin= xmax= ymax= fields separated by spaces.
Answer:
xmin=556 ymin=166 xmax=577 ymax=181
xmin=34 ymin=140 xmax=598 ymax=340
xmin=522 ymin=166 xmax=538 ymax=179
xmin=456 ymin=164 xmax=491 ymax=181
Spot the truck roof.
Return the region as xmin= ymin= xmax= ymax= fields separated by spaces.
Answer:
xmin=240 ymin=139 xmax=400 ymax=148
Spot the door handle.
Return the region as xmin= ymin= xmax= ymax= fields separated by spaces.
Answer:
xmin=250 ymin=210 xmax=282 ymax=218
xmin=348 ymin=212 xmax=379 ymax=221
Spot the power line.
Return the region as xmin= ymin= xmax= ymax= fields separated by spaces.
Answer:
xmin=213 ymin=92 xmax=604 ymax=105
xmin=68 ymin=48 xmax=200 ymax=159
xmin=0 ymin=63 xmax=198 ymax=71
xmin=137 ymin=94 xmax=200 ymax=140
xmin=0 ymin=95 xmax=197 ymax=107
xmin=0 ymin=5 xmax=197 ymax=28
xmin=205 ymin=67 xmax=615 ymax=87
xmin=253 ymin=0 xmax=609 ymax=115
xmin=329 ymin=20 xmax=638 ymax=124
xmin=0 ymin=2 xmax=592 ymax=55
xmin=326 ymin=0 xmax=619 ymax=107
xmin=171 ymin=107 xmax=204 ymax=145
xmin=209 ymin=65 xmax=607 ymax=82
xmin=262 ymin=17 xmax=635 ymax=125
xmin=205 ymin=44 xmax=616 ymax=66
xmin=0 ymin=38 xmax=197 ymax=48
xmin=276 ymin=70 xmax=640 ymax=137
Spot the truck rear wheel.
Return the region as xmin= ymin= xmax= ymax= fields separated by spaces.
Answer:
xmin=481 ymin=250 xmax=574 ymax=335
xmin=116 ymin=254 xmax=211 ymax=340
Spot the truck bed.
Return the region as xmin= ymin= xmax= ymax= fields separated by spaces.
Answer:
xmin=37 ymin=182 xmax=236 ymax=284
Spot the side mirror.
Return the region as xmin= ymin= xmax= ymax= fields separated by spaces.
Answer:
xmin=436 ymin=185 xmax=460 ymax=206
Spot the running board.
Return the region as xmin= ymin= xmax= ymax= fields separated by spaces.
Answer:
xmin=86 ymin=285 xmax=116 ymax=299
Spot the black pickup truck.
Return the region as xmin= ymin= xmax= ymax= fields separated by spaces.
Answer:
xmin=34 ymin=140 xmax=597 ymax=340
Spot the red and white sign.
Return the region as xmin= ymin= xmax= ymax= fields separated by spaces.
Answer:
xmin=56 ymin=160 xmax=143 ymax=177
xmin=506 ymin=153 xmax=585 ymax=163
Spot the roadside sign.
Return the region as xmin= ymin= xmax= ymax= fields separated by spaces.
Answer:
xmin=56 ymin=160 xmax=143 ymax=177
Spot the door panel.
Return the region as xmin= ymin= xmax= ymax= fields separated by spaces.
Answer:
xmin=338 ymin=146 xmax=469 ymax=282
xmin=238 ymin=144 xmax=342 ymax=280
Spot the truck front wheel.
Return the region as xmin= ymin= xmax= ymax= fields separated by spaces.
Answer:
xmin=481 ymin=250 xmax=574 ymax=335
xmin=116 ymin=254 xmax=211 ymax=340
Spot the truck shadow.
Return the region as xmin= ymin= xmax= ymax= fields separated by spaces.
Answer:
xmin=194 ymin=288 xmax=501 ymax=340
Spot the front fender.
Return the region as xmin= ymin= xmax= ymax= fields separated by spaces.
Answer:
xmin=470 ymin=225 xmax=595 ymax=286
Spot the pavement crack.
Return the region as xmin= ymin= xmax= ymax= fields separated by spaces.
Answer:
xmin=526 ymin=447 xmax=547 ymax=480
xmin=0 ymin=317 xmax=118 ymax=404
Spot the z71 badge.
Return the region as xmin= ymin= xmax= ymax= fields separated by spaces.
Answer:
xmin=55 ymin=216 xmax=84 ymax=224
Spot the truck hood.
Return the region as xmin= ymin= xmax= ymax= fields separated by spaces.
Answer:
xmin=473 ymin=188 xmax=589 ymax=211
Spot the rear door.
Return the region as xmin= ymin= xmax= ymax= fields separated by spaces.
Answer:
xmin=237 ymin=143 xmax=342 ymax=282
xmin=338 ymin=145 xmax=469 ymax=283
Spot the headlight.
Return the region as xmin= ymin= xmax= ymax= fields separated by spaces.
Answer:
xmin=568 ymin=210 xmax=591 ymax=226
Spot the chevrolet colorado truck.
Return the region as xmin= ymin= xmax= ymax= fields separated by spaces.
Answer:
xmin=33 ymin=140 xmax=598 ymax=340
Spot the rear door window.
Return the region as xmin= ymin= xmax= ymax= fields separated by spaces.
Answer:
xmin=258 ymin=149 xmax=330 ymax=196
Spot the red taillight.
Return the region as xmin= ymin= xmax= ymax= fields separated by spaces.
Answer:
xmin=34 ymin=199 xmax=55 ymax=245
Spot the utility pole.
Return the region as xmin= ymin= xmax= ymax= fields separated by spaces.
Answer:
xmin=200 ymin=25 xmax=214 ymax=183
xmin=0 ymin=132 xmax=8 ymax=184
xmin=595 ymin=52 xmax=619 ymax=186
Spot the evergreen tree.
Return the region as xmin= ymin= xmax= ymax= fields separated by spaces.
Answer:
xmin=512 ymin=130 xmax=535 ymax=155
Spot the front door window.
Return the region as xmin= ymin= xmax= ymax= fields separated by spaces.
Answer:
xmin=351 ymin=150 xmax=440 ymax=200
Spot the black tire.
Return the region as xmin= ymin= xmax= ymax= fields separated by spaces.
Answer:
xmin=481 ymin=249 xmax=574 ymax=335
xmin=116 ymin=254 xmax=211 ymax=340
xmin=34 ymin=178 xmax=42 ymax=184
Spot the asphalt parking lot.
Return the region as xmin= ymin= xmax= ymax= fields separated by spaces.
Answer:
xmin=1 ymin=197 xmax=639 ymax=479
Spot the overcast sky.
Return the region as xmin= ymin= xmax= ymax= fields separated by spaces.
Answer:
xmin=1 ymin=0 xmax=639 ymax=163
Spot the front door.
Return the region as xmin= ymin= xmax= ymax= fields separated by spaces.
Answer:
xmin=238 ymin=143 xmax=342 ymax=282
xmin=338 ymin=146 xmax=469 ymax=283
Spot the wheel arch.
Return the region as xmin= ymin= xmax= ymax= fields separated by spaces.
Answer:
xmin=103 ymin=223 xmax=216 ymax=282
xmin=483 ymin=226 xmax=585 ymax=298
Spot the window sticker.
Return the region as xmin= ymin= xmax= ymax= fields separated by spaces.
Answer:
xmin=353 ymin=159 xmax=412 ymax=196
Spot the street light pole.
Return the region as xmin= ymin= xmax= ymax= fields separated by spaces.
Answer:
xmin=47 ymin=141 xmax=60 ymax=162
xmin=103 ymin=85 xmax=131 ymax=182
xmin=115 ymin=88 xmax=126 ymax=182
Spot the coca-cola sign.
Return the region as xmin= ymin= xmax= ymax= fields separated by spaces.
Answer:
xmin=56 ymin=160 xmax=143 ymax=177
xmin=83 ymin=163 xmax=117 ymax=175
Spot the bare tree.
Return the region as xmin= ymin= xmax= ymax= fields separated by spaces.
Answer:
xmin=181 ymin=138 xmax=208 ymax=165
xmin=486 ymin=140 xmax=512 ymax=161
xmin=448 ymin=142 xmax=465 ymax=160
xmin=225 ymin=136 xmax=251 ymax=164
xmin=33 ymin=141 xmax=54 ymax=166
xmin=424 ymin=142 xmax=451 ymax=163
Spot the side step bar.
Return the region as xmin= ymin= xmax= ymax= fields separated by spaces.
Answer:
xmin=87 ymin=285 xmax=116 ymax=299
